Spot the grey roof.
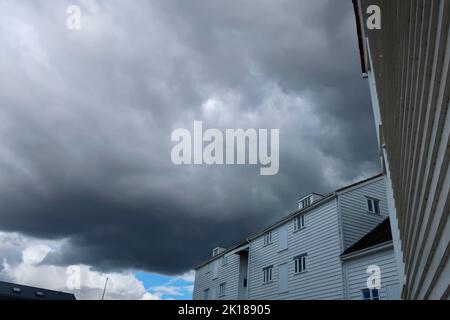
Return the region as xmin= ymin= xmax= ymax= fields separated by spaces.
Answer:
xmin=0 ymin=281 xmax=76 ymax=300
xmin=342 ymin=218 xmax=392 ymax=256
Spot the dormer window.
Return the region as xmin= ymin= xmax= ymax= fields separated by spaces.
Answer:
xmin=297 ymin=193 xmax=323 ymax=210
xmin=212 ymin=247 xmax=226 ymax=257
xmin=300 ymin=197 xmax=311 ymax=209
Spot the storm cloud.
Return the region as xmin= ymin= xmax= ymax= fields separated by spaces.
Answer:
xmin=0 ymin=0 xmax=379 ymax=275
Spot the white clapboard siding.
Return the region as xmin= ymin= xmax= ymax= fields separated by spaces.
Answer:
xmin=193 ymin=174 xmax=395 ymax=300
xmin=355 ymin=0 xmax=450 ymax=299
xmin=247 ymin=200 xmax=345 ymax=300
xmin=339 ymin=177 xmax=389 ymax=249
xmin=192 ymin=252 xmax=241 ymax=300
xmin=343 ymin=245 xmax=401 ymax=300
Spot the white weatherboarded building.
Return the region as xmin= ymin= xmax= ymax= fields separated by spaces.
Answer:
xmin=193 ymin=174 xmax=401 ymax=300
xmin=342 ymin=219 xmax=401 ymax=300
xmin=352 ymin=0 xmax=450 ymax=300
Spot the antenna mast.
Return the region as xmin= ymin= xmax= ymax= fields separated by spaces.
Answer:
xmin=101 ymin=277 xmax=109 ymax=300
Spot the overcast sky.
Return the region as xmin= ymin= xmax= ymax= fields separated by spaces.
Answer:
xmin=0 ymin=0 xmax=379 ymax=299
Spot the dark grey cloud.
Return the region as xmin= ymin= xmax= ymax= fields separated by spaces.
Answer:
xmin=0 ymin=0 xmax=379 ymax=275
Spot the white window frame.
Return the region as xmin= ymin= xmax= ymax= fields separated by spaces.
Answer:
xmin=366 ymin=197 xmax=381 ymax=214
xmin=293 ymin=215 xmax=305 ymax=231
xmin=294 ymin=254 xmax=307 ymax=274
xmin=263 ymin=231 xmax=272 ymax=246
xmin=218 ymin=283 xmax=226 ymax=297
xmin=263 ymin=266 xmax=273 ymax=284
xmin=300 ymin=197 xmax=311 ymax=209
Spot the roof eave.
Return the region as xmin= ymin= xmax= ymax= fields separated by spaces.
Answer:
xmin=352 ymin=0 xmax=368 ymax=76
xmin=341 ymin=241 xmax=393 ymax=261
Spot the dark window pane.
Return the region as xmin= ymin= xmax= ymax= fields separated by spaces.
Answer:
xmin=367 ymin=199 xmax=373 ymax=212
xmin=374 ymin=200 xmax=380 ymax=214
xmin=372 ymin=289 xmax=379 ymax=300
xmin=362 ymin=289 xmax=371 ymax=300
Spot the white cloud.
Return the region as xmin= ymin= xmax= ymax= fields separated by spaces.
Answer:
xmin=140 ymin=292 xmax=162 ymax=300
xmin=151 ymin=285 xmax=185 ymax=297
xmin=22 ymin=245 xmax=52 ymax=265
xmin=143 ymin=270 xmax=195 ymax=300
xmin=146 ymin=284 xmax=193 ymax=300
xmin=2 ymin=256 xmax=148 ymax=300
xmin=176 ymin=270 xmax=195 ymax=283
xmin=0 ymin=231 xmax=191 ymax=300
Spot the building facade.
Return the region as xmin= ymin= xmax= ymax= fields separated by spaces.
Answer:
xmin=342 ymin=218 xmax=401 ymax=300
xmin=352 ymin=0 xmax=450 ymax=299
xmin=193 ymin=174 xmax=401 ymax=300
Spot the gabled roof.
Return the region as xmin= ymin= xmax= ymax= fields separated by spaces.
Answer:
xmin=335 ymin=173 xmax=383 ymax=193
xmin=342 ymin=217 xmax=392 ymax=256
xmin=194 ymin=173 xmax=385 ymax=269
xmin=0 ymin=281 xmax=76 ymax=300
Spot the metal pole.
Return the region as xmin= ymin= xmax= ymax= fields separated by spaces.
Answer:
xmin=101 ymin=277 xmax=109 ymax=300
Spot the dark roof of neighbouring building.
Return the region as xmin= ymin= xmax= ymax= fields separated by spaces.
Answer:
xmin=0 ymin=281 xmax=76 ymax=300
xmin=342 ymin=217 xmax=392 ymax=255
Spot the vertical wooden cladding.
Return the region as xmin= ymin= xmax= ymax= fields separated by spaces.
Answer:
xmin=362 ymin=0 xmax=450 ymax=299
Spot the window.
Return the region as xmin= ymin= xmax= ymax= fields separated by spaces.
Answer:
xmin=35 ymin=291 xmax=44 ymax=297
xmin=218 ymin=283 xmax=226 ymax=297
xmin=203 ymin=288 xmax=209 ymax=300
xmin=361 ymin=288 xmax=380 ymax=300
xmin=294 ymin=254 xmax=307 ymax=273
xmin=263 ymin=266 xmax=273 ymax=283
xmin=300 ymin=197 xmax=311 ymax=209
xmin=294 ymin=215 xmax=305 ymax=231
xmin=212 ymin=248 xmax=219 ymax=256
xmin=366 ymin=198 xmax=380 ymax=214
xmin=221 ymin=255 xmax=228 ymax=266
xmin=12 ymin=287 xmax=21 ymax=294
xmin=263 ymin=231 xmax=272 ymax=246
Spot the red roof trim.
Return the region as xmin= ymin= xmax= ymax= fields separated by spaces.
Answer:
xmin=352 ymin=0 xmax=367 ymax=74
